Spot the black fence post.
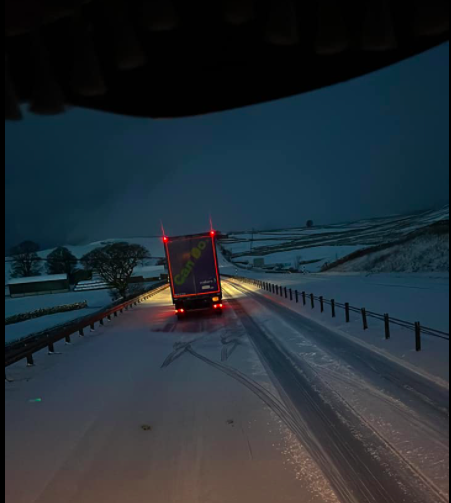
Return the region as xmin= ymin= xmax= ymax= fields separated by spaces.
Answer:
xmin=27 ymin=354 xmax=34 ymax=367
xmin=415 ymin=322 xmax=422 ymax=352
xmin=100 ymin=318 xmax=104 ymax=326
xmin=311 ymin=294 xmax=315 ymax=309
xmin=320 ymin=296 xmax=324 ymax=313
xmin=285 ymin=287 xmax=288 ymax=299
xmin=302 ymin=292 xmax=307 ymax=306
xmin=362 ymin=308 xmax=368 ymax=330
xmin=272 ymin=284 xmax=275 ymax=294
xmin=65 ymin=334 xmax=71 ymax=344
xmin=280 ymin=286 xmax=284 ymax=298
xmin=79 ymin=328 xmax=85 ymax=337
xmin=345 ymin=303 xmax=350 ymax=323
xmin=276 ymin=286 xmax=279 ymax=296
xmin=384 ymin=314 xmax=391 ymax=340
xmin=48 ymin=341 xmax=55 ymax=354
xmin=295 ymin=290 xmax=299 ymax=303
xmin=331 ymin=299 xmax=336 ymax=318
xmin=90 ymin=323 xmax=95 ymax=332
xmin=107 ymin=314 xmax=112 ymax=322
xmin=114 ymin=311 xmax=118 ymax=318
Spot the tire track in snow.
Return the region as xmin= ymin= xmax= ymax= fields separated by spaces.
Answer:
xmin=223 ymin=283 xmax=446 ymax=503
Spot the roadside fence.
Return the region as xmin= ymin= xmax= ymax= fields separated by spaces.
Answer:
xmin=225 ymin=275 xmax=449 ymax=352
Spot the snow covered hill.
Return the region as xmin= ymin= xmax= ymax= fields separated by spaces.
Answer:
xmin=328 ymin=221 xmax=449 ymax=273
xmin=219 ymin=205 xmax=449 ymax=273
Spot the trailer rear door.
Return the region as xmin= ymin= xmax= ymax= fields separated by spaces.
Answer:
xmin=166 ymin=235 xmax=221 ymax=298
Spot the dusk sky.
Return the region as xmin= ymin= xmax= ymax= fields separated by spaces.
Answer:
xmin=5 ymin=42 xmax=449 ymax=252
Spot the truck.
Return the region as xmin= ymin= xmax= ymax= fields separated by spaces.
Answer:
xmin=163 ymin=231 xmax=223 ymax=317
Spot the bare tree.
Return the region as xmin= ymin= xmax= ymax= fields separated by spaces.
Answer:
xmin=10 ymin=241 xmax=41 ymax=278
xmin=46 ymin=247 xmax=79 ymax=283
xmin=81 ymin=242 xmax=150 ymax=298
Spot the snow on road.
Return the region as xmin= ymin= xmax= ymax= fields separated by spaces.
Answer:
xmin=223 ymin=280 xmax=449 ymax=502
xmin=5 ymin=290 xmax=338 ymax=503
xmin=5 ymin=280 xmax=449 ymax=503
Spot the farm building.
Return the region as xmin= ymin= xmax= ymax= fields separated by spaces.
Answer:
xmin=8 ymin=274 xmax=70 ymax=298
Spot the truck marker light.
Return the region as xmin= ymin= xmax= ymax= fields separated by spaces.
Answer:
xmin=213 ymin=297 xmax=220 ymax=302
xmin=163 ymin=237 xmax=169 ymax=243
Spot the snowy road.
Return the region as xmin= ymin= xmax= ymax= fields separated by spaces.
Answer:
xmin=5 ymin=284 xmax=450 ymax=503
xmin=223 ymin=280 xmax=449 ymax=503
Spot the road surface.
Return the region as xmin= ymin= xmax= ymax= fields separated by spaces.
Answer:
xmin=5 ymin=282 xmax=450 ymax=503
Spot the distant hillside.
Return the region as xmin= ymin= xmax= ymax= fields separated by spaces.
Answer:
xmin=219 ymin=205 xmax=449 ymax=273
xmin=322 ymin=220 xmax=449 ymax=273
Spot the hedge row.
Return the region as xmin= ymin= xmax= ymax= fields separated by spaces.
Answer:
xmin=5 ymin=301 xmax=88 ymax=326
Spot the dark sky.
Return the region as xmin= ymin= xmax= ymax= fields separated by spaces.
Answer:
xmin=5 ymin=43 xmax=449 ymax=251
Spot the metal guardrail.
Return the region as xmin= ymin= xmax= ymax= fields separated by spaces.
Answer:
xmin=5 ymin=282 xmax=169 ymax=368
xmin=224 ymin=275 xmax=450 ymax=352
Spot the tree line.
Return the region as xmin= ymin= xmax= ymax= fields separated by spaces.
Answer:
xmin=8 ymin=241 xmax=151 ymax=299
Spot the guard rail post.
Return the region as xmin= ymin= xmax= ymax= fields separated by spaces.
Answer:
xmin=415 ymin=322 xmax=422 ymax=352
xmin=384 ymin=314 xmax=391 ymax=340
xmin=362 ymin=308 xmax=369 ymax=330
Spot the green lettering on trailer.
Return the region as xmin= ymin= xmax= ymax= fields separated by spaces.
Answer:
xmin=174 ymin=240 xmax=212 ymax=287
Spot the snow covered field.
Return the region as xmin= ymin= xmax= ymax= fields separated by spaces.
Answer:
xmin=220 ymin=206 xmax=449 ymax=273
xmin=5 ymin=237 xmax=165 ymax=283
xmin=4 ymin=237 xmax=166 ymax=345
xmin=5 ymin=282 xmax=161 ymax=345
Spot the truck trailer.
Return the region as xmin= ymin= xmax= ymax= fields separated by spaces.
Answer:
xmin=163 ymin=231 xmax=223 ymax=317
